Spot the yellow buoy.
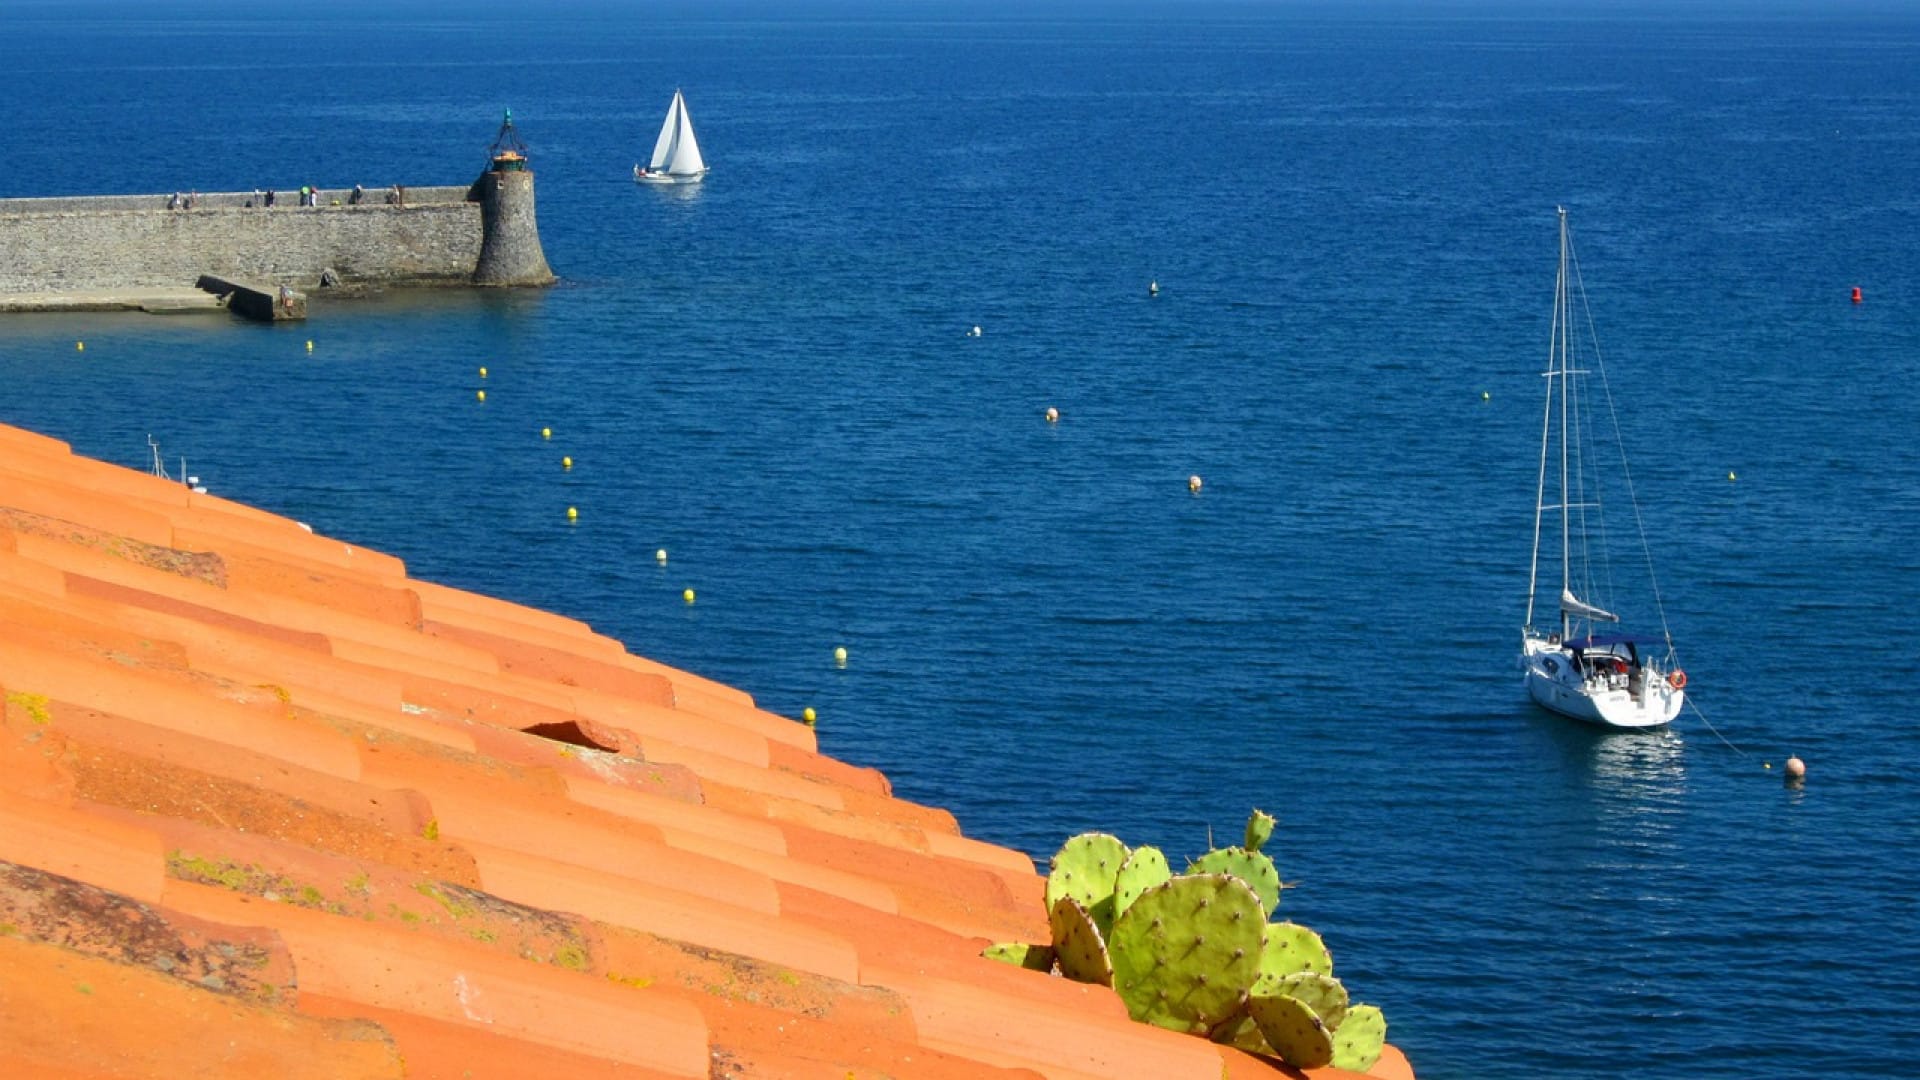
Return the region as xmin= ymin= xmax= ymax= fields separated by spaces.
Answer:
xmin=802 ymin=707 xmax=817 ymax=725
xmin=541 ymin=427 xmax=552 ymax=439
xmin=562 ymin=456 xmax=573 ymax=469
xmin=476 ymin=390 xmax=486 ymax=402
xmin=566 ymin=506 xmax=578 ymax=521
xmin=479 ymin=366 xmax=488 ymax=378
xmin=683 ymin=588 xmax=696 ymax=604
xmin=1188 ymin=474 xmax=1203 ymax=493
xmin=834 ymin=646 xmax=848 ymax=666
xmin=305 ymin=340 xmax=313 ymax=353
xmin=1045 ymin=407 xmax=1059 ymax=423
xmin=655 ymin=549 xmax=668 ymax=564
xmin=75 ymin=341 xmax=85 ymax=352
xmin=1728 ymin=471 xmax=1737 ymax=481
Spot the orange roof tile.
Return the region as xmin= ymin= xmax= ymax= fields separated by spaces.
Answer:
xmin=0 ymin=420 xmax=1417 ymax=1079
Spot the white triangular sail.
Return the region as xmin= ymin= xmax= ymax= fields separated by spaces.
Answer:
xmin=648 ymin=92 xmax=680 ymax=171
xmin=647 ymin=90 xmax=705 ymax=177
xmin=1560 ymin=588 xmax=1618 ymax=623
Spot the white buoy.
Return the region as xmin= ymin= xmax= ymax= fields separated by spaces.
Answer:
xmin=1149 ymin=280 xmax=1159 ymax=297
xmin=969 ymin=325 xmax=982 ymax=338
xmin=834 ymin=646 xmax=848 ymax=667
xmin=655 ymin=548 xmax=668 ymax=565
xmin=1188 ymin=474 xmax=1203 ymax=494
xmin=1045 ymin=407 xmax=1059 ymax=423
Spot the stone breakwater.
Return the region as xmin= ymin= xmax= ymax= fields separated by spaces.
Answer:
xmin=0 ymin=173 xmax=553 ymax=306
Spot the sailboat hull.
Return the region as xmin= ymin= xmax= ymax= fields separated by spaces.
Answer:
xmin=634 ymin=170 xmax=706 ymax=185
xmin=1521 ymin=637 xmax=1683 ymax=729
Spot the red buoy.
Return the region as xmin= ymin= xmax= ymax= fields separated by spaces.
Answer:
xmin=1852 ymin=286 xmax=1863 ymax=303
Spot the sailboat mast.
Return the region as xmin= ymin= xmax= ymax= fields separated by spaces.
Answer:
xmin=1556 ymin=208 xmax=1573 ymax=642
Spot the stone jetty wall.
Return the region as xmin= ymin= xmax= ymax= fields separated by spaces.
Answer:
xmin=0 ymin=178 xmax=551 ymax=295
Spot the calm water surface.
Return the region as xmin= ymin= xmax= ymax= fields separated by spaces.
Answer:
xmin=2 ymin=3 xmax=1917 ymax=1077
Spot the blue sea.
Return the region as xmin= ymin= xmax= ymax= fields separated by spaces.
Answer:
xmin=3 ymin=2 xmax=1917 ymax=1076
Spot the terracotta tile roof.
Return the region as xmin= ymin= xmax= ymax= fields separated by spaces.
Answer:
xmin=0 ymin=420 xmax=1416 ymax=1079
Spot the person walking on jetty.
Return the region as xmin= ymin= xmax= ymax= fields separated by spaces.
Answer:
xmin=167 ymin=192 xmax=181 ymax=210
xmin=264 ymin=188 xmax=276 ymax=207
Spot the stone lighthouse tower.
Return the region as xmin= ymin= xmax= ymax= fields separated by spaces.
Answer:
xmin=471 ymin=109 xmax=556 ymax=287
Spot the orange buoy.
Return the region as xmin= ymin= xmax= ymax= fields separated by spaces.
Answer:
xmin=1852 ymin=286 xmax=1863 ymax=304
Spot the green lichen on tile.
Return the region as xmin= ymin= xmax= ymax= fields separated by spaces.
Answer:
xmin=0 ymin=922 xmax=18 ymax=937
xmin=74 ymin=982 xmax=93 ymax=995
xmin=606 ymin=971 xmax=653 ymax=990
xmin=552 ymin=943 xmax=590 ymax=971
xmin=166 ymin=851 xmax=254 ymax=891
xmin=468 ymin=927 xmax=498 ymax=943
xmin=775 ymin=969 xmax=801 ymax=987
xmin=165 ymin=851 xmax=327 ymax=909
xmin=345 ymin=871 xmax=372 ymax=896
xmin=414 ymin=881 xmax=476 ymax=920
xmin=5 ymin=690 xmax=52 ymax=726
xmin=255 ymin=683 xmax=293 ymax=704
xmin=420 ymin=818 xmax=441 ymax=841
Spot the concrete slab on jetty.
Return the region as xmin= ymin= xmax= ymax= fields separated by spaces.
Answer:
xmin=196 ymin=274 xmax=306 ymax=321
xmin=0 ymin=288 xmax=224 ymax=315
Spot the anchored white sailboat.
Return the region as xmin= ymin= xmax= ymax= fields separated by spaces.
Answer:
xmin=1520 ymin=208 xmax=1686 ymax=729
xmin=634 ymin=89 xmax=707 ymax=185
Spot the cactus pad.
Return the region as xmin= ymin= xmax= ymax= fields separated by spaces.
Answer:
xmin=1247 ymin=993 xmax=1333 ymax=1069
xmin=1260 ymin=921 xmax=1333 ymax=978
xmin=1108 ymin=873 xmax=1265 ymax=1035
xmin=1206 ymin=1008 xmax=1272 ymax=1056
xmin=1188 ymin=846 xmax=1282 ymax=916
xmin=1113 ymin=845 xmax=1172 ymax=920
xmin=981 ymin=942 xmax=1056 ymax=972
xmin=1049 ymin=896 xmax=1113 ymax=986
xmin=1256 ymin=971 xmax=1348 ymax=1031
xmin=1244 ymin=809 xmax=1276 ymax=854
xmin=1047 ymin=832 xmax=1129 ymax=936
xmin=1331 ymin=1004 xmax=1387 ymax=1073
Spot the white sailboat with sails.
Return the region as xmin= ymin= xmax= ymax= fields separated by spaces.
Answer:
xmin=1520 ymin=208 xmax=1687 ymax=729
xmin=634 ymin=89 xmax=707 ymax=185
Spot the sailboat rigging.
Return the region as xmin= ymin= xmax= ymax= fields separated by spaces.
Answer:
xmin=1520 ymin=208 xmax=1686 ymax=729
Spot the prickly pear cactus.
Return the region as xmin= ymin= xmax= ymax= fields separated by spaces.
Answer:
xmin=1244 ymin=809 xmax=1276 ymax=854
xmin=981 ymin=942 xmax=1055 ymax=972
xmin=1260 ymin=921 xmax=1333 ymax=978
xmin=1332 ymin=1003 xmax=1387 ymax=1073
xmin=1113 ymin=845 xmax=1171 ymax=920
xmin=1206 ymin=1008 xmax=1272 ymax=1056
xmin=1258 ymin=971 xmax=1348 ymax=1031
xmin=1188 ymin=846 xmax=1282 ymax=916
xmin=1049 ymin=895 xmax=1113 ymax=986
xmin=1247 ymin=993 xmax=1333 ymax=1069
xmin=1046 ymin=832 xmax=1128 ymax=936
xmin=1108 ymin=873 xmax=1265 ymax=1036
